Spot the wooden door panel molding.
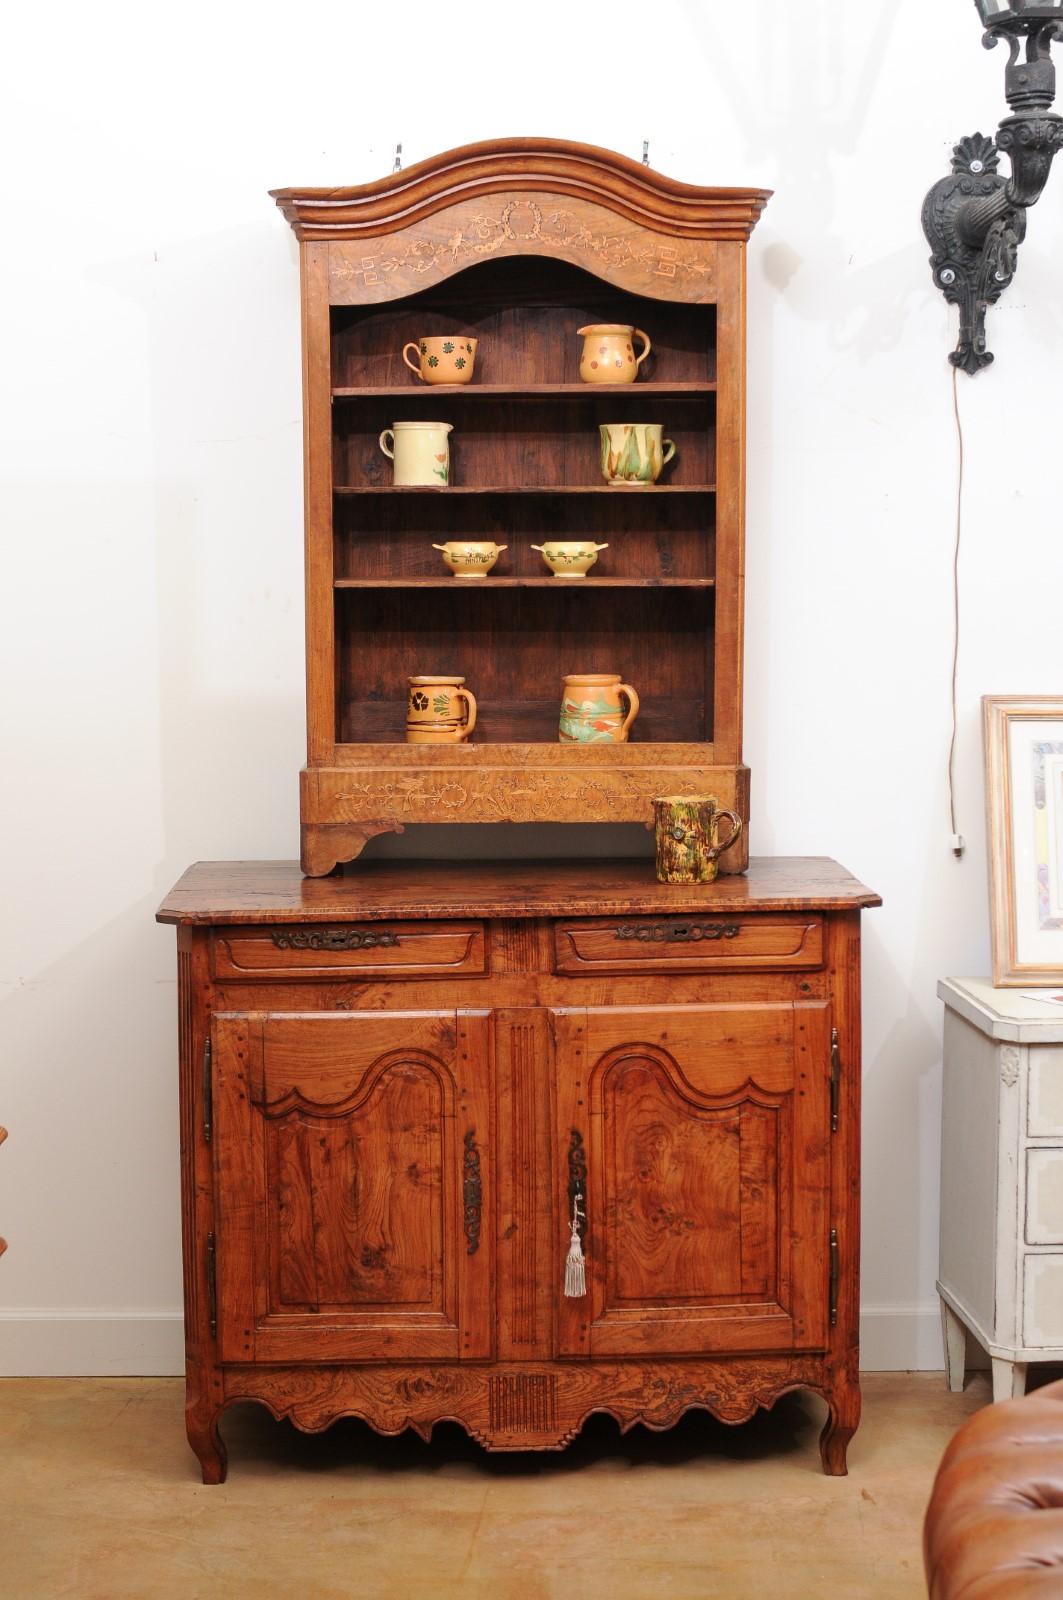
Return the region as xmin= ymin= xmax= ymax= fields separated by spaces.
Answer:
xmin=212 ymin=1009 xmax=492 ymax=1364
xmin=599 ymin=1053 xmax=788 ymax=1310
xmin=553 ymin=1002 xmax=830 ymax=1360
xmin=256 ymin=1046 xmax=455 ymax=1120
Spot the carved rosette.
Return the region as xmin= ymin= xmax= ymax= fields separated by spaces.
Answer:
xmin=1000 ymin=1046 xmax=1021 ymax=1088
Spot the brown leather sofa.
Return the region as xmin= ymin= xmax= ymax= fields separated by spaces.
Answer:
xmin=924 ymin=1377 xmax=1063 ymax=1597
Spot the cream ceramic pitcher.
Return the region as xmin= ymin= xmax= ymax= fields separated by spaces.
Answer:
xmin=599 ymin=422 xmax=676 ymax=485
xmin=379 ymin=421 xmax=452 ymax=486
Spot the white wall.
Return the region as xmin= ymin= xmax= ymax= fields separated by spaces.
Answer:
xmin=2 ymin=0 xmax=1061 ymax=1374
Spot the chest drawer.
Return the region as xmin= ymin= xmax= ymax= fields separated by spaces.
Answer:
xmin=553 ymin=913 xmax=825 ymax=975
xmin=210 ymin=920 xmax=485 ymax=981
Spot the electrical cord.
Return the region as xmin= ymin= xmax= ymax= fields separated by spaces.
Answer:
xmin=947 ymin=365 xmax=965 ymax=858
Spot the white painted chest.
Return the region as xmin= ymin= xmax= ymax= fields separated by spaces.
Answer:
xmin=939 ymin=978 xmax=1063 ymax=1400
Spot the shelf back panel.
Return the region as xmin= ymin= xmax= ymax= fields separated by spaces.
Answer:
xmin=334 ymin=493 xmax=715 ymax=583
xmin=330 ymin=258 xmax=716 ymax=389
xmin=336 ymin=587 xmax=714 ymax=746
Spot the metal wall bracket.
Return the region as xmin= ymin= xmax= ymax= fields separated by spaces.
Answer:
xmin=923 ymin=16 xmax=1063 ymax=374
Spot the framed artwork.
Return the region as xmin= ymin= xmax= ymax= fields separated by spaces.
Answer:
xmin=984 ymin=696 xmax=1063 ymax=986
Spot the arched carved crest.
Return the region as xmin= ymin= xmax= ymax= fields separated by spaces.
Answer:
xmin=272 ymin=138 xmax=770 ymax=241
xmin=271 ymin=139 xmax=770 ymax=306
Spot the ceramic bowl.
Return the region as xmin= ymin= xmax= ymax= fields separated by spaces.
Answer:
xmin=432 ymin=541 xmax=506 ymax=578
xmin=530 ymin=541 xmax=608 ymax=578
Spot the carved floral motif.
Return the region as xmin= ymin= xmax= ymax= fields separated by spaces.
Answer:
xmin=1001 ymin=1046 xmax=1021 ymax=1088
xmin=325 ymin=769 xmax=718 ymax=825
xmin=330 ymin=199 xmax=715 ymax=293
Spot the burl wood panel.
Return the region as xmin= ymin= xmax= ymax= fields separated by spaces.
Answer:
xmin=212 ymin=1010 xmax=492 ymax=1364
xmin=271 ymin=141 xmax=764 ymax=870
xmin=162 ymin=857 xmax=873 ymax=1484
xmin=553 ymin=1004 xmax=830 ymax=1360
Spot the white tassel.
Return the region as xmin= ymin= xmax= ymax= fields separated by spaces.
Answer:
xmin=564 ymin=1198 xmax=586 ymax=1298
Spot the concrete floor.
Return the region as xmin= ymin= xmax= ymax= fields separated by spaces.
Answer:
xmin=0 ymin=1371 xmax=988 ymax=1600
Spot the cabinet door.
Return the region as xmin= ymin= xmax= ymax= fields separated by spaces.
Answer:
xmin=212 ymin=1009 xmax=492 ymax=1363
xmin=554 ymin=1003 xmax=831 ymax=1358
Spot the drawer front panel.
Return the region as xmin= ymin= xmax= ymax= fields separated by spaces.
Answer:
xmin=553 ymin=914 xmax=824 ymax=976
xmin=211 ymin=920 xmax=485 ymax=981
xmin=1026 ymin=1148 xmax=1063 ymax=1244
xmin=1028 ymin=1047 xmax=1063 ymax=1138
xmin=1023 ymin=1253 xmax=1063 ymax=1348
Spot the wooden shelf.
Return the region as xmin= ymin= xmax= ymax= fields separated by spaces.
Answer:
xmin=333 ymin=484 xmax=716 ymax=496
xmin=332 ymin=382 xmax=716 ymax=399
xmin=334 ymin=577 xmax=716 ymax=589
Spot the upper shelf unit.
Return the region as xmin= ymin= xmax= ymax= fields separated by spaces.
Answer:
xmin=271 ymin=137 xmax=768 ymax=872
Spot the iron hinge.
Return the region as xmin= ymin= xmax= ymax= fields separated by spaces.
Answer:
xmin=829 ymin=1226 xmax=839 ymax=1327
xmin=206 ymin=1231 xmax=217 ymax=1340
xmin=202 ymin=1036 xmax=212 ymax=1144
xmin=830 ymin=1027 xmax=841 ymax=1134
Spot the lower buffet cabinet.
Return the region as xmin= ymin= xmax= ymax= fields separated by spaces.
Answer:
xmin=157 ymin=858 xmax=879 ymax=1480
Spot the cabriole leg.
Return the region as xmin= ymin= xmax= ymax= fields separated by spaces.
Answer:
xmin=187 ymin=1400 xmax=227 ymax=1484
xmin=819 ymin=1381 xmax=860 ymax=1477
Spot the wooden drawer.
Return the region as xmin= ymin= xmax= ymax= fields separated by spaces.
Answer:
xmin=553 ymin=913 xmax=824 ymax=975
xmin=211 ymin=920 xmax=485 ymax=981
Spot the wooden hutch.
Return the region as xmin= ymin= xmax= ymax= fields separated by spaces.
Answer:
xmin=269 ymin=139 xmax=768 ymax=875
xmin=159 ymin=141 xmax=880 ymax=1483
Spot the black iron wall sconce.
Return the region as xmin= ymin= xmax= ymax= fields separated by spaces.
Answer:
xmin=923 ymin=0 xmax=1063 ymax=374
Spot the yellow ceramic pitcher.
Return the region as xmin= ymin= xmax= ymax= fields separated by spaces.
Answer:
xmin=558 ymin=674 xmax=639 ymax=743
xmin=578 ymin=323 xmax=651 ymax=383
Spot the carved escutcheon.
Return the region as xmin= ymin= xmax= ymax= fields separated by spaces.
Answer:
xmin=567 ymin=1128 xmax=588 ymax=1243
xmin=613 ymin=921 xmax=741 ymax=943
xmin=270 ymin=927 xmax=401 ymax=951
xmin=463 ymin=1129 xmax=482 ymax=1255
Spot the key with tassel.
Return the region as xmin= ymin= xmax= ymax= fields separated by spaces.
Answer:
xmin=564 ymin=1195 xmax=586 ymax=1298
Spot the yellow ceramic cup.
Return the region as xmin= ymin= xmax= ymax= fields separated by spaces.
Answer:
xmin=406 ymin=675 xmax=477 ymax=743
xmin=379 ymin=421 xmax=453 ymax=486
xmin=403 ymin=337 xmax=478 ymax=384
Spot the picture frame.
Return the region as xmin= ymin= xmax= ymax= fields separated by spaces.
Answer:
xmin=984 ymin=695 xmax=1063 ymax=986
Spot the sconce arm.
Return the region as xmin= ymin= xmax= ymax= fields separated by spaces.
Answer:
xmin=923 ymin=18 xmax=1063 ymax=375
xmin=923 ymin=114 xmax=1061 ymax=375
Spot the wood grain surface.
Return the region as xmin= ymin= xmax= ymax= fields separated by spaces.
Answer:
xmin=167 ymin=858 xmax=875 ymax=1483
xmin=158 ymin=857 xmax=881 ymax=926
xmin=275 ymin=141 xmax=764 ymax=871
